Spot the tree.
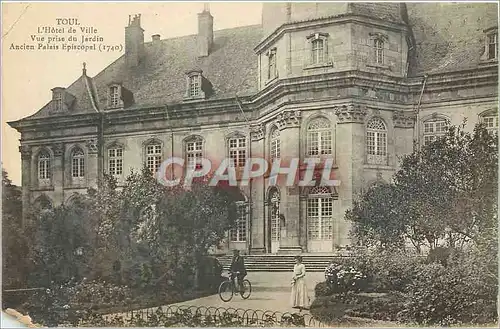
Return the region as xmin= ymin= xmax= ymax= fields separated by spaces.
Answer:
xmin=2 ymin=169 xmax=31 ymax=288
xmin=346 ymin=123 xmax=498 ymax=252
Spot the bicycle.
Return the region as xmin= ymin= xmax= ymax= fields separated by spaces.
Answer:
xmin=218 ymin=271 xmax=252 ymax=302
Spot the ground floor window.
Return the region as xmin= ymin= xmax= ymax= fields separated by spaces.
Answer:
xmin=230 ymin=202 xmax=247 ymax=242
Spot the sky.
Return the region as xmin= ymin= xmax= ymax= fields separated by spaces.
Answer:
xmin=1 ymin=2 xmax=263 ymax=185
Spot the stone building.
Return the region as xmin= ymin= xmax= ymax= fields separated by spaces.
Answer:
xmin=9 ymin=3 xmax=498 ymax=254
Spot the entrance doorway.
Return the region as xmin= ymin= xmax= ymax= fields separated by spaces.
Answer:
xmin=268 ymin=188 xmax=280 ymax=253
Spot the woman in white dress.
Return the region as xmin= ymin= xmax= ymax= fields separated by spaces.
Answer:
xmin=290 ymin=255 xmax=310 ymax=311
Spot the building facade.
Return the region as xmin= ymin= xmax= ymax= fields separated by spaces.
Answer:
xmin=9 ymin=2 xmax=498 ymax=254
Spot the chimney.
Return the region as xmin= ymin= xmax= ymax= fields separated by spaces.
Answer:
xmin=152 ymin=34 xmax=161 ymax=43
xmin=197 ymin=5 xmax=213 ymax=57
xmin=125 ymin=14 xmax=144 ymax=67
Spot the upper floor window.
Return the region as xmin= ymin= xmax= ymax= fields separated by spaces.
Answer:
xmin=366 ymin=117 xmax=387 ymax=164
xmin=108 ymin=147 xmax=123 ymax=176
xmin=488 ymin=32 xmax=498 ymax=60
xmin=146 ymin=142 xmax=162 ymax=174
xmin=483 ymin=115 xmax=498 ymax=132
xmin=228 ymin=136 xmax=247 ymax=168
xmin=270 ymin=127 xmax=280 ymax=159
xmin=307 ymin=117 xmax=332 ymax=156
xmin=38 ymin=150 xmax=51 ymax=181
xmin=373 ymin=38 xmax=384 ymax=64
xmin=186 ymin=137 xmax=203 ymax=170
xmin=71 ymin=147 xmax=85 ymax=178
xmin=312 ymin=39 xmax=325 ymax=64
xmin=423 ymin=119 xmax=449 ymax=146
xmin=109 ymin=85 xmax=120 ymax=108
xmin=53 ymin=92 xmax=63 ymax=111
xmin=267 ymin=48 xmax=277 ymax=80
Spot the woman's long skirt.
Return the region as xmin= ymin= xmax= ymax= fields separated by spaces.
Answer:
xmin=290 ymin=277 xmax=309 ymax=309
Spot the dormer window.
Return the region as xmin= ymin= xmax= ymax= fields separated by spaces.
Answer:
xmin=51 ymin=87 xmax=65 ymax=112
xmin=184 ymin=70 xmax=206 ymax=100
xmin=108 ymin=84 xmax=122 ymax=108
xmin=306 ymin=32 xmax=329 ymax=66
xmin=488 ymin=32 xmax=497 ymax=60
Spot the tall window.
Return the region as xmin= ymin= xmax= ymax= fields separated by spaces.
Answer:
xmin=366 ymin=118 xmax=387 ymax=156
xmin=189 ymin=75 xmax=201 ymax=97
xmin=373 ymin=38 xmax=384 ymax=64
xmin=109 ymin=86 xmax=120 ymax=107
xmin=270 ymin=127 xmax=280 ymax=159
xmin=71 ymin=147 xmax=85 ymax=178
xmin=228 ymin=136 xmax=246 ymax=168
xmin=307 ymin=118 xmax=332 ymax=156
xmin=312 ymin=39 xmax=325 ymax=64
xmin=307 ymin=186 xmax=333 ymax=241
xmin=146 ymin=142 xmax=162 ymax=173
xmin=53 ymin=92 xmax=63 ymax=111
xmin=230 ymin=202 xmax=247 ymax=242
xmin=268 ymin=50 xmax=277 ymax=80
xmin=108 ymin=147 xmax=123 ymax=176
xmin=483 ymin=114 xmax=498 ymax=133
xmin=186 ymin=137 xmax=203 ymax=169
xmin=38 ymin=151 xmax=51 ymax=181
xmin=423 ymin=119 xmax=449 ymax=146
xmin=488 ymin=32 xmax=498 ymax=60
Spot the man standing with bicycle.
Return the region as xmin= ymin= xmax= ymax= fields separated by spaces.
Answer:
xmin=229 ymin=249 xmax=247 ymax=293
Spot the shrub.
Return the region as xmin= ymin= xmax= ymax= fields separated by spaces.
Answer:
xmin=399 ymin=250 xmax=498 ymax=326
xmin=324 ymin=263 xmax=368 ymax=294
xmin=314 ymin=281 xmax=333 ymax=297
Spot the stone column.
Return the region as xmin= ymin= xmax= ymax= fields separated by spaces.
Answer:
xmin=19 ymin=145 xmax=32 ymax=227
xmin=86 ymin=139 xmax=99 ymax=189
xmin=334 ymin=103 xmax=367 ymax=248
xmin=51 ymin=143 xmax=65 ymax=206
xmin=275 ymin=110 xmax=302 ymax=254
xmin=249 ymin=124 xmax=266 ymax=254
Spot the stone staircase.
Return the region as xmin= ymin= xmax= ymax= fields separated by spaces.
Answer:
xmin=217 ymin=254 xmax=354 ymax=272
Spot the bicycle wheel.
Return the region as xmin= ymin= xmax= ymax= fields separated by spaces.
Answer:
xmin=240 ymin=279 xmax=252 ymax=299
xmin=218 ymin=280 xmax=233 ymax=302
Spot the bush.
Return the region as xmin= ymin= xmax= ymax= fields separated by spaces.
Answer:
xmin=400 ymin=250 xmax=497 ymax=326
xmin=314 ymin=281 xmax=333 ymax=297
xmin=324 ymin=263 xmax=368 ymax=294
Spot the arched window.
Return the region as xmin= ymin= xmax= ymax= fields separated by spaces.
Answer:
xmin=185 ymin=136 xmax=203 ymax=170
xmin=34 ymin=195 xmax=53 ymax=211
xmin=307 ymin=117 xmax=332 ymax=156
xmin=38 ymin=150 xmax=51 ymax=181
xmin=71 ymin=147 xmax=85 ymax=178
xmin=481 ymin=111 xmax=498 ymax=133
xmin=366 ymin=118 xmax=387 ymax=156
xmin=228 ymin=135 xmax=247 ymax=168
xmin=230 ymin=201 xmax=248 ymax=242
xmin=145 ymin=141 xmax=162 ymax=173
xmin=307 ymin=186 xmax=333 ymax=243
xmin=373 ymin=38 xmax=384 ymax=64
xmin=423 ymin=118 xmax=449 ymax=146
xmin=108 ymin=146 xmax=123 ymax=176
xmin=270 ymin=127 xmax=280 ymax=159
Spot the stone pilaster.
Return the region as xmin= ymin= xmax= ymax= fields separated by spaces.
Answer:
xmin=19 ymin=145 xmax=32 ymax=227
xmin=275 ymin=110 xmax=302 ymax=254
